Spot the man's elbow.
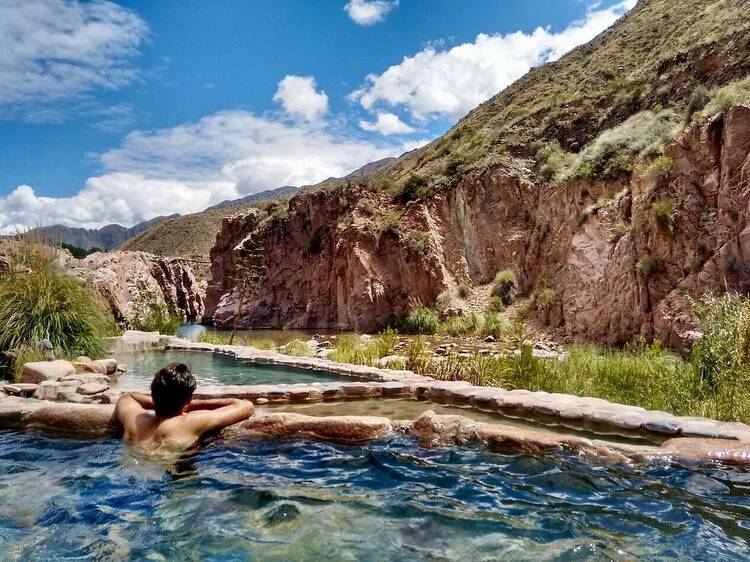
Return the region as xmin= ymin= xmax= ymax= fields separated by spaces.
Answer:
xmin=233 ymin=399 xmax=254 ymax=419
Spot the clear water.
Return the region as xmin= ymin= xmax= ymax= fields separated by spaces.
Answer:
xmin=2 ymin=431 xmax=750 ymax=561
xmin=112 ymin=349 xmax=346 ymax=390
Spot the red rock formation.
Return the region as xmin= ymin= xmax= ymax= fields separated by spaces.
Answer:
xmin=76 ymin=251 xmax=204 ymax=326
xmin=205 ymin=106 xmax=750 ymax=350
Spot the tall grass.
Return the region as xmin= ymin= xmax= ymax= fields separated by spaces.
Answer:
xmin=0 ymin=245 xmax=116 ymax=378
xmin=196 ymin=332 xmax=277 ymax=349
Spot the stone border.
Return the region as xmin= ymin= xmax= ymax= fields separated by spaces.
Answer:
xmin=105 ymin=333 xmax=750 ymax=444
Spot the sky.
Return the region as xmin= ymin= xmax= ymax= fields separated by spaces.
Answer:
xmin=0 ymin=0 xmax=636 ymax=232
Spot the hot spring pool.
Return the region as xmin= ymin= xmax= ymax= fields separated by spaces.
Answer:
xmin=112 ymin=349 xmax=347 ymax=389
xmin=2 ymin=430 xmax=750 ymax=561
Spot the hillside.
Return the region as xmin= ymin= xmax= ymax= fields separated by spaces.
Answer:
xmin=203 ymin=0 xmax=750 ymax=351
xmin=206 ymin=185 xmax=299 ymax=211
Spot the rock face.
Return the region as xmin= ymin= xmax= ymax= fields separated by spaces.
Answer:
xmin=204 ymin=106 xmax=750 ymax=351
xmin=76 ymin=251 xmax=204 ymax=326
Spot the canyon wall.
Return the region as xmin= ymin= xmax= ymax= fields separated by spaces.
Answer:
xmin=204 ymin=106 xmax=750 ymax=350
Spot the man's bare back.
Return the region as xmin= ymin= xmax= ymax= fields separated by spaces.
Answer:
xmin=115 ymin=363 xmax=253 ymax=451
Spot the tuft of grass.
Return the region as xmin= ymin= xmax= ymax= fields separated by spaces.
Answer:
xmin=379 ymin=211 xmax=401 ymax=238
xmin=0 ymin=249 xmax=116 ymax=379
xmin=440 ymin=313 xmax=481 ymax=337
xmin=493 ymin=269 xmax=518 ymax=305
xmin=281 ymin=339 xmax=313 ymax=357
xmin=652 ymin=200 xmax=676 ymax=234
xmin=331 ymin=331 xmax=400 ymax=366
xmin=482 ymin=313 xmax=510 ymax=338
xmin=197 ymin=332 xmax=277 ymax=350
xmin=395 ymin=174 xmax=429 ymax=204
xmin=643 ymin=155 xmax=673 ymax=183
xmin=435 ymin=291 xmax=454 ymax=314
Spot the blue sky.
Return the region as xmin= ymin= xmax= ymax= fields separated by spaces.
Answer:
xmin=0 ymin=0 xmax=634 ymax=231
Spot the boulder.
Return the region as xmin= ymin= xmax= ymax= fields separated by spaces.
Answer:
xmin=241 ymin=413 xmax=393 ymax=444
xmin=1 ymin=383 xmax=39 ymax=397
xmin=77 ymin=383 xmax=110 ymax=396
xmin=20 ymin=360 xmax=76 ymax=383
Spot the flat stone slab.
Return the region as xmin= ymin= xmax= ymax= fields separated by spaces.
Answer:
xmin=21 ymin=360 xmax=76 ymax=383
xmin=2 ymin=383 xmax=39 ymax=396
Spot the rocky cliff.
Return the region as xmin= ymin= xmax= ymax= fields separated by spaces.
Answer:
xmin=202 ymin=0 xmax=750 ymax=349
xmin=74 ymin=251 xmax=204 ymax=327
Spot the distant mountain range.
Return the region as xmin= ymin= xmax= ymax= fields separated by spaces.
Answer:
xmin=20 ymin=156 xmax=398 ymax=252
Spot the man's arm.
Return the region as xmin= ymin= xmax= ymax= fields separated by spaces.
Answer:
xmin=114 ymin=392 xmax=152 ymax=426
xmin=185 ymin=398 xmax=254 ymax=435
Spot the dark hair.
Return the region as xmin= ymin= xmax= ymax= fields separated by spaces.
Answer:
xmin=151 ymin=363 xmax=196 ymax=417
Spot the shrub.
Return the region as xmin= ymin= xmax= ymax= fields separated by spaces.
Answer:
xmin=196 ymin=332 xmax=277 ymax=350
xmin=482 ymin=313 xmax=509 ymax=338
xmin=652 ymin=200 xmax=676 ymax=234
xmin=535 ymin=288 xmax=556 ymax=309
xmin=331 ymin=331 xmax=399 ymax=366
xmin=379 ymin=211 xmax=401 ymax=237
xmin=569 ymin=110 xmax=681 ymax=180
xmin=486 ymin=296 xmax=504 ymax=313
xmin=61 ymin=243 xmax=102 ymax=259
xmin=395 ymin=174 xmax=429 ymax=204
xmin=0 ymin=254 xmax=116 ymax=377
xmin=444 ymin=156 xmax=465 ymax=176
xmin=440 ymin=313 xmax=481 ymax=337
xmin=130 ymin=280 xmax=182 ymax=335
xmin=357 ymin=200 xmax=375 ymax=216
xmin=691 ymin=293 xmax=750 ymax=421
xmin=685 ymin=84 xmax=710 ymax=122
xmin=458 ymin=282 xmax=471 ymax=299
xmin=401 ymin=306 xmax=440 ymax=335
xmin=492 ymin=269 xmax=518 ymax=305
xmin=699 ymin=76 xmax=750 ymax=120
xmin=405 ymin=231 xmax=430 ymax=256
xmin=535 ymin=140 xmax=576 ymax=182
xmin=643 ymin=155 xmax=673 ymax=183
xmin=435 ymin=291 xmax=454 ymax=313
xmin=636 ymin=255 xmax=664 ymax=278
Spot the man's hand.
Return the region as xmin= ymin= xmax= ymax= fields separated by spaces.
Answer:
xmin=184 ymin=398 xmax=254 ymax=434
xmin=187 ymin=398 xmax=250 ymax=411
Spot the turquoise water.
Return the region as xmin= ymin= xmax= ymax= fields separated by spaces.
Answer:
xmin=113 ymin=349 xmax=346 ymax=389
xmin=1 ymin=430 xmax=750 ymax=560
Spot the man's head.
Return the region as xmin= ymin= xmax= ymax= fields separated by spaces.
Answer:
xmin=151 ymin=363 xmax=196 ymax=417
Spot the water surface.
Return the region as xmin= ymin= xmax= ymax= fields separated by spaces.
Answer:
xmin=1 ymin=430 xmax=750 ymax=561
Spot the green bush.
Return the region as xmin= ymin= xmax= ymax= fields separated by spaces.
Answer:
xmin=130 ymin=281 xmax=182 ymax=335
xmin=535 ymin=288 xmax=556 ymax=309
xmin=405 ymin=231 xmax=430 ymax=256
xmin=435 ymin=291 xmax=454 ymax=313
xmin=458 ymin=282 xmax=471 ymax=299
xmin=396 ymin=174 xmax=429 ymax=203
xmin=636 ymin=255 xmax=664 ymax=278
xmin=482 ymin=313 xmax=509 ymax=338
xmin=379 ymin=211 xmax=401 ymax=237
xmin=569 ymin=110 xmax=681 ymax=180
xmin=197 ymin=332 xmax=277 ymax=350
xmin=643 ymin=155 xmax=673 ymax=183
xmin=652 ymin=200 xmax=676 ymax=234
xmin=0 ymin=254 xmax=116 ymax=378
xmin=535 ymin=140 xmax=576 ymax=182
xmin=440 ymin=313 xmax=481 ymax=337
xmin=690 ymin=293 xmax=750 ymax=421
xmin=398 ymin=306 xmax=440 ymax=335
xmin=444 ymin=156 xmax=465 ymax=176
xmin=699 ymin=76 xmax=750 ymax=120
xmin=486 ymin=296 xmax=504 ymax=313
xmin=281 ymin=339 xmax=312 ymax=357
xmin=330 ymin=331 xmax=399 ymax=366
xmin=492 ymin=269 xmax=518 ymax=305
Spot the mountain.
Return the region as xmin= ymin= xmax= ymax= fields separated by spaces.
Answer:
xmin=206 ymin=185 xmax=299 ymax=211
xmin=23 ymin=214 xmax=178 ymax=251
xmin=202 ymin=0 xmax=750 ymax=351
xmin=121 ymin=156 xmax=399 ymax=264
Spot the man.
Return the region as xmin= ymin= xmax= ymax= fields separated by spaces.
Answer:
xmin=115 ymin=362 xmax=254 ymax=451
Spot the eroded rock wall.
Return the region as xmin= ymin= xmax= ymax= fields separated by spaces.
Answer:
xmin=76 ymin=251 xmax=204 ymax=326
xmin=204 ymin=106 xmax=750 ymax=350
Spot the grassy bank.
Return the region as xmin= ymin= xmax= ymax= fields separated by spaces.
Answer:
xmin=0 ymin=243 xmax=117 ymax=380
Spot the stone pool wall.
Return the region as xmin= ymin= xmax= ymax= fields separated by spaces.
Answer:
xmin=4 ymin=331 xmax=750 ymax=464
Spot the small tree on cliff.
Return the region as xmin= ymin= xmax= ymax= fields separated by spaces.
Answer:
xmin=228 ymin=236 xmax=267 ymax=345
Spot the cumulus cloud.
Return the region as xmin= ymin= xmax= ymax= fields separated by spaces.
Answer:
xmin=351 ymin=0 xmax=636 ymax=119
xmin=0 ymin=0 xmax=148 ymax=121
xmin=0 ymin=110 xmax=399 ymax=231
xmin=359 ymin=112 xmax=416 ymax=135
xmin=273 ymin=75 xmax=329 ymax=121
xmin=344 ymin=0 xmax=398 ymax=25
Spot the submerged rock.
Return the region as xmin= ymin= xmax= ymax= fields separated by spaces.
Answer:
xmin=241 ymin=413 xmax=393 ymax=444
xmin=265 ymin=503 xmax=301 ymax=526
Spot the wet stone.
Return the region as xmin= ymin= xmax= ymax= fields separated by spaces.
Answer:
xmin=381 ymin=382 xmax=412 ymax=398
xmin=265 ymin=502 xmax=301 ymax=526
xmin=77 ymin=383 xmax=109 ymax=396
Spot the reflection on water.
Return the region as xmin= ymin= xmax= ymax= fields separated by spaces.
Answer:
xmin=2 ymin=429 xmax=750 ymax=561
xmin=112 ymin=349 xmax=346 ymax=390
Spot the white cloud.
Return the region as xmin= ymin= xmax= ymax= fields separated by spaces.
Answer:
xmin=0 ymin=110 xmax=399 ymax=231
xmin=351 ymin=0 xmax=636 ymax=120
xmin=359 ymin=112 xmax=416 ymax=135
xmin=0 ymin=0 xmax=148 ymax=121
xmin=344 ymin=0 xmax=398 ymax=25
xmin=273 ymin=75 xmax=329 ymax=121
